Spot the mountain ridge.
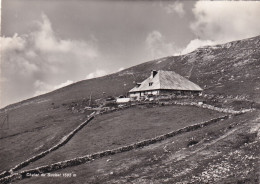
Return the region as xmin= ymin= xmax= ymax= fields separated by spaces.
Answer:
xmin=1 ymin=34 xmax=260 ymax=111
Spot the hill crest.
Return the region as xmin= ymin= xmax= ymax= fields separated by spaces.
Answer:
xmin=1 ymin=35 xmax=260 ymax=111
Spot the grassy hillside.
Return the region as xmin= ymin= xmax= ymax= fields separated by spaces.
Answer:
xmin=15 ymin=110 xmax=259 ymax=184
xmin=47 ymin=34 xmax=259 ymax=104
xmin=2 ymin=35 xmax=260 ymax=112
xmin=23 ymin=105 xmax=225 ymax=170
xmin=0 ymin=100 xmax=92 ymax=173
xmin=0 ymin=35 xmax=259 ymax=183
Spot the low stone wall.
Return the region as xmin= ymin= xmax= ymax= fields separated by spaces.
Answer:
xmin=0 ymin=115 xmax=229 ymax=184
xmin=100 ymin=100 xmax=253 ymax=116
xmin=170 ymin=101 xmax=253 ymax=114
xmin=0 ymin=100 xmax=253 ymax=183
xmin=0 ymin=114 xmax=95 ymax=179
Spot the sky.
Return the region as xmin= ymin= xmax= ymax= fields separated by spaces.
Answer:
xmin=1 ymin=0 xmax=260 ymax=108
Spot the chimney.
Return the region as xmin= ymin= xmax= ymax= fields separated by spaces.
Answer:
xmin=151 ymin=70 xmax=158 ymax=78
xmin=136 ymin=83 xmax=141 ymax=87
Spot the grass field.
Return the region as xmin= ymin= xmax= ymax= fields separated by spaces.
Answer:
xmin=0 ymin=100 xmax=89 ymax=173
xmin=16 ymin=110 xmax=259 ymax=184
xmin=23 ymin=104 xmax=225 ymax=170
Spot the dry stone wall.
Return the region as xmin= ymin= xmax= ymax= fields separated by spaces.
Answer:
xmin=100 ymin=100 xmax=253 ymax=116
xmin=0 ymin=101 xmax=253 ymax=183
xmin=0 ymin=113 xmax=95 ymax=179
xmin=0 ymin=115 xmax=230 ymax=184
xmin=169 ymin=101 xmax=253 ymax=114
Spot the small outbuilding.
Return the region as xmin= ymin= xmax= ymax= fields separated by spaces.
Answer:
xmin=128 ymin=70 xmax=202 ymax=100
xmin=116 ymin=97 xmax=130 ymax=103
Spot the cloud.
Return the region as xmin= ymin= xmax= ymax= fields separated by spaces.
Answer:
xmin=54 ymin=80 xmax=73 ymax=89
xmin=33 ymin=80 xmax=53 ymax=96
xmin=145 ymin=31 xmax=177 ymax=59
xmin=33 ymin=80 xmax=74 ymax=96
xmin=0 ymin=14 xmax=100 ymax=107
xmin=181 ymin=39 xmax=215 ymax=55
xmin=191 ymin=1 xmax=260 ymax=43
xmin=118 ymin=67 xmax=125 ymax=72
xmin=33 ymin=14 xmax=98 ymax=58
xmin=86 ymin=69 xmax=107 ymax=79
xmin=178 ymin=1 xmax=260 ymax=55
xmin=165 ymin=1 xmax=185 ymax=17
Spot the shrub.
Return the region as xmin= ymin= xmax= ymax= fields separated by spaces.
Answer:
xmin=187 ymin=139 xmax=199 ymax=147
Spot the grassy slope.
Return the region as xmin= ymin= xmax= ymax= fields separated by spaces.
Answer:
xmin=24 ymin=105 xmax=225 ymax=170
xmin=2 ymin=35 xmax=260 ymax=111
xmin=16 ymin=110 xmax=259 ymax=184
xmin=0 ymin=100 xmax=90 ymax=173
xmin=50 ymin=35 xmax=259 ymax=104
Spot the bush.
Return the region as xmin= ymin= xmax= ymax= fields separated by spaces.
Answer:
xmin=187 ymin=139 xmax=199 ymax=147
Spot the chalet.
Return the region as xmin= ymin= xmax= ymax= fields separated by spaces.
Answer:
xmin=128 ymin=70 xmax=202 ymax=99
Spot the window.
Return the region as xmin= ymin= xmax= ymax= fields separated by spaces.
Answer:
xmin=149 ymin=82 xmax=153 ymax=86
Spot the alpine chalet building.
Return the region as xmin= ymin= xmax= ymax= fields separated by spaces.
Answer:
xmin=128 ymin=70 xmax=202 ymax=100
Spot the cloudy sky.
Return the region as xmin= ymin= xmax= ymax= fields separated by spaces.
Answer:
xmin=1 ymin=0 xmax=260 ymax=108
